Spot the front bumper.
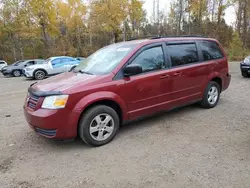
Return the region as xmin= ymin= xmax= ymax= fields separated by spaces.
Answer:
xmin=23 ymin=99 xmax=78 ymax=139
xmin=1 ymin=69 xmax=11 ymax=76
xmin=23 ymin=69 xmax=34 ymax=78
xmin=240 ymin=62 xmax=250 ymax=73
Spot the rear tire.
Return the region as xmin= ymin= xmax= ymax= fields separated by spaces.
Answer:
xmin=70 ymin=66 xmax=76 ymax=72
xmin=200 ymin=81 xmax=220 ymax=109
xmin=13 ymin=70 xmax=21 ymax=77
xmin=34 ymin=70 xmax=46 ymax=80
xmin=78 ymin=105 xmax=120 ymax=147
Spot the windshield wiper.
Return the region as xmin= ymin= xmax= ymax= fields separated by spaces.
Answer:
xmin=78 ymin=69 xmax=93 ymax=75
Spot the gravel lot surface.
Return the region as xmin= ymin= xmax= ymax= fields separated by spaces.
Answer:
xmin=0 ymin=62 xmax=250 ymax=188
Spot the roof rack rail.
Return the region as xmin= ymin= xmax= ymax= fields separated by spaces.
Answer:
xmin=127 ymin=35 xmax=208 ymax=41
xmin=127 ymin=35 xmax=160 ymax=41
xmin=163 ymin=35 xmax=208 ymax=38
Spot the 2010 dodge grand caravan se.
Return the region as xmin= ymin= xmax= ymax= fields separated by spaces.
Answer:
xmin=23 ymin=36 xmax=231 ymax=146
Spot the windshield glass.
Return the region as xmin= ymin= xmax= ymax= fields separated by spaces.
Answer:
xmin=14 ymin=60 xmax=25 ymax=66
xmin=75 ymin=43 xmax=137 ymax=75
xmin=45 ymin=58 xmax=52 ymax=63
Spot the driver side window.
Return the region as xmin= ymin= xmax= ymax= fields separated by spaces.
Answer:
xmin=26 ymin=61 xmax=35 ymax=66
xmin=130 ymin=46 xmax=165 ymax=73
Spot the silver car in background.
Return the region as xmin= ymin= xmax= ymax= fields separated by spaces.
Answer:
xmin=23 ymin=56 xmax=80 ymax=80
xmin=0 ymin=60 xmax=7 ymax=71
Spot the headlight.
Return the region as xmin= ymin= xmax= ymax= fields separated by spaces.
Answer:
xmin=244 ymin=58 xmax=250 ymax=64
xmin=41 ymin=95 xmax=69 ymax=109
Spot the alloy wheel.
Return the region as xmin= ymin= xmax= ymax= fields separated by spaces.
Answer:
xmin=207 ymin=86 xmax=218 ymax=105
xmin=89 ymin=113 xmax=115 ymax=141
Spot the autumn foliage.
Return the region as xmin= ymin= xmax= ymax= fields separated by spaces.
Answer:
xmin=0 ymin=0 xmax=249 ymax=63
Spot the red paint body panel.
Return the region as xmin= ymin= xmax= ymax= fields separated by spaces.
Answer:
xmin=23 ymin=37 xmax=231 ymax=139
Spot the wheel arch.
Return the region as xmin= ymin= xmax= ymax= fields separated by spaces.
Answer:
xmin=71 ymin=92 xmax=128 ymax=136
xmin=211 ymin=77 xmax=222 ymax=92
xmin=78 ymin=99 xmax=123 ymax=126
xmin=205 ymin=72 xmax=223 ymax=93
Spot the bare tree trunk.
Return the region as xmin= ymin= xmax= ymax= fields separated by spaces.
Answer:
xmin=177 ymin=0 xmax=183 ymax=35
xmin=32 ymin=42 xmax=35 ymax=59
xmin=123 ymin=21 xmax=126 ymax=41
xmin=198 ymin=0 xmax=203 ymax=33
xmin=217 ymin=0 xmax=223 ymax=23
xmin=211 ymin=0 xmax=216 ymax=22
xmin=40 ymin=20 xmax=49 ymax=57
xmin=243 ymin=0 xmax=247 ymax=48
xmin=20 ymin=46 xmax=24 ymax=60
xmin=76 ymin=25 xmax=82 ymax=56
xmin=114 ymin=30 xmax=119 ymax=43
xmin=236 ymin=0 xmax=242 ymax=36
xmin=188 ymin=10 xmax=191 ymax=34
xmin=12 ymin=46 xmax=16 ymax=61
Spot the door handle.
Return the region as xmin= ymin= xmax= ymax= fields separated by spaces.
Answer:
xmin=173 ymin=72 xmax=182 ymax=76
xmin=160 ymin=74 xmax=169 ymax=79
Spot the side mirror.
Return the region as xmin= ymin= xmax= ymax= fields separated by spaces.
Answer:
xmin=123 ymin=64 xmax=142 ymax=77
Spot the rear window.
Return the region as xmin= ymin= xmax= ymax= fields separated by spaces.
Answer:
xmin=199 ymin=41 xmax=224 ymax=61
xmin=166 ymin=43 xmax=198 ymax=67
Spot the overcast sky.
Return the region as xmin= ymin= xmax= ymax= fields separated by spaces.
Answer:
xmin=143 ymin=0 xmax=236 ymax=26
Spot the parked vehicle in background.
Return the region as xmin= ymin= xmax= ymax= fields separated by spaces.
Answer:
xmin=75 ymin=57 xmax=86 ymax=61
xmin=2 ymin=59 xmax=44 ymax=77
xmin=1 ymin=60 xmax=24 ymax=73
xmin=0 ymin=60 xmax=7 ymax=71
xmin=23 ymin=36 xmax=231 ymax=147
xmin=240 ymin=56 xmax=250 ymax=77
xmin=23 ymin=56 xmax=80 ymax=80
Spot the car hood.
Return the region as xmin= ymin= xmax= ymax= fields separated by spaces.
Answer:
xmin=2 ymin=65 xmax=14 ymax=70
xmin=32 ymin=72 xmax=111 ymax=92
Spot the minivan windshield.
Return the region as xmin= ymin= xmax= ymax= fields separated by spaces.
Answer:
xmin=75 ymin=43 xmax=137 ymax=75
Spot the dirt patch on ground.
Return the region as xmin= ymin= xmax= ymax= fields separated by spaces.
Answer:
xmin=0 ymin=157 xmax=13 ymax=173
xmin=0 ymin=62 xmax=250 ymax=188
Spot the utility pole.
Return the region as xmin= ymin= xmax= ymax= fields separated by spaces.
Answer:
xmin=157 ymin=0 xmax=160 ymax=24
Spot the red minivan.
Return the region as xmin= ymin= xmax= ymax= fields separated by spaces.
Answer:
xmin=23 ymin=36 xmax=231 ymax=146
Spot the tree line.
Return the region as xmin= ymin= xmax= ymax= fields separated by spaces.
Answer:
xmin=0 ymin=0 xmax=249 ymax=63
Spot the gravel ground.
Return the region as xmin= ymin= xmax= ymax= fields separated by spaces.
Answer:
xmin=0 ymin=62 xmax=250 ymax=188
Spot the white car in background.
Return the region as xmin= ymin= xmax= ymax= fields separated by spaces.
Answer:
xmin=0 ymin=60 xmax=7 ymax=71
xmin=23 ymin=56 xmax=80 ymax=80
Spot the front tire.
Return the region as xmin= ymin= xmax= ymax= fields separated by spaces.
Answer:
xmin=34 ymin=70 xmax=46 ymax=80
xmin=78 ymin=105 xmax=120 ymax=147
xmin=13 ymin=70 xmax=21 ymax=77
xmin=242 ymin=71 xmax=249 ymax=78
xmin=200 ymin=81 xmax=220 ymax=108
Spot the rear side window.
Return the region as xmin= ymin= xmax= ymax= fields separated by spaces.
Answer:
xmin=199 ymin=41 xmax=224 ymax=61
xmin=61 ymin=58 xmax=74 ymax=63
xmin=166 ymin=43 xmax=198 ymax=67
xmin=52 ymin=59 xmax=61 ymax=64
xmin=36 ymin=60 xmax=45 ymax=64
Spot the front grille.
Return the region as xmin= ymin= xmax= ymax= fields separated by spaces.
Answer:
xmin=35 ymin=127 xmax=57 ymax=138
xmin=27 ymin=93 xmax=40 ymax=109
